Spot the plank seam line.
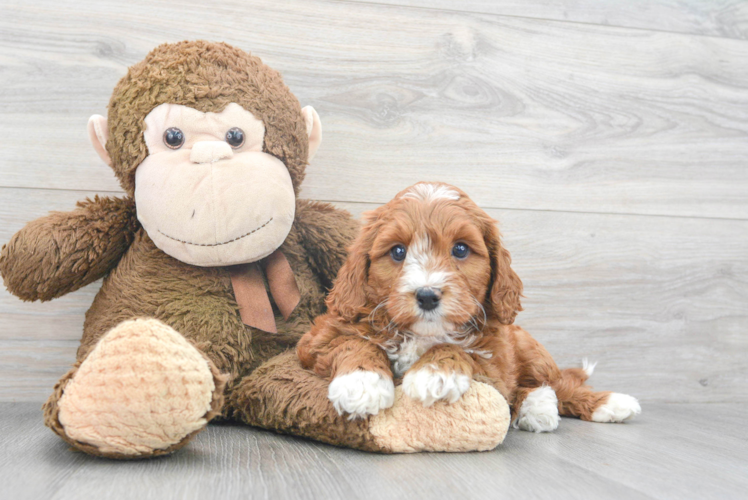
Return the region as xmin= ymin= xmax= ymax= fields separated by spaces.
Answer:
xmin=1 ymin=187 xmax=745 ymax=223
xmin=316 ymin=199 xmax=748 ymax=223
xmin=0 ymin=185 xmax=124 ymax=195
xmin=332 ymin=0 xmax=748 ymax=43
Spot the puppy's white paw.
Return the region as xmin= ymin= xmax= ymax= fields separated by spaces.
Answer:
xmin=328 ymin=370 xmax=395 ymax=420
xmin=592 ymin=393 xmax=641 ymax=423
xmin=513 ymin=386 xmax=560 ymax=433
xmin=402 ymin=366 xmax=472 ymax=407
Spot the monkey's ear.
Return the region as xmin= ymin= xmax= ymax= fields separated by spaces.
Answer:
xmin=301 ymin=106 xmax=322 ymax=162
xmin=87 ymin=114 xmax=111 ymax=166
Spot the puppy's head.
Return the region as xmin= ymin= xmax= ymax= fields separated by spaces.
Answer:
xmin=327 ymin=182 xmax=522 ymax=336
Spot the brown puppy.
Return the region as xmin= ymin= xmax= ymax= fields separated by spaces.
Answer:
xmin=298 ymin=182 xmax=641 ymax=431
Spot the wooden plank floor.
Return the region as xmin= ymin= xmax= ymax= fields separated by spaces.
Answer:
xmin=1 ymin=402 xmax=746 ymax=500
xmin=2 ymin=0 xmax=748 ymax=219
xmin=0 ymin=0 xmax=747 ymax=497
xmin=345 ymin=0 xmax=748 ymax=40
xmin=0 ymin=0 xmax=748 ymax=402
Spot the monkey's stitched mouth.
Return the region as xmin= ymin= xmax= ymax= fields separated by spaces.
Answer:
xmin=157 ymin=217 xmax=273 ymax=247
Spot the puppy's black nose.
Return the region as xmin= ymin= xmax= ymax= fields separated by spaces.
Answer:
xmin=416 ymin=288 xmax=441 ymax=311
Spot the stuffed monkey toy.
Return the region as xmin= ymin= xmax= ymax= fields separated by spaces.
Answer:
xmin=0 ymin=41 xmax=509 ymax=459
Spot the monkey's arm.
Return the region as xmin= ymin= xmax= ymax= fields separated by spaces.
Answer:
xmin=0 ymin=196 xmax=138 ymax=301
xmin=294 ymin=199 xmax=359 ymax=290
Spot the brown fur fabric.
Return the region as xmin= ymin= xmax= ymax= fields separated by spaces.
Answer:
xmin=2 ymin=43 xmax=511 ymax=458
xmin=0 ymin=196 xmax=138 ymax=302
xmin=106 ymin=41 xmax=309 ymax=196
xmin=0 ymin=41 xmax=376 ymax=458
xmin=74 ymin=204 xmax=353 ymax=394
xmin=229 ymin=351 xmax=382 ymax=452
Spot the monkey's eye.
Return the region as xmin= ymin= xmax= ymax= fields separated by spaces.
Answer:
xmin=163 ymin=128 xmax=185 ymax=149
xmin=452 ymin=242 xmax=469 ymax=259
xmin=390 ymin=244 xmax=407 ymax=262
xmin=225 ymin=127 xmax=245 ymax=148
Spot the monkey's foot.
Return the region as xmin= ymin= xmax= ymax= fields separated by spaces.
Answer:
xmin=48 ymin=318 xmax=225 ymax=459
xmin=368 ymin=381 xmax=510 ymax=452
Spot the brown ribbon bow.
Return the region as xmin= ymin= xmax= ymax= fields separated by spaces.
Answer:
xmin=228 ymin=249 xmax=301 ymax=333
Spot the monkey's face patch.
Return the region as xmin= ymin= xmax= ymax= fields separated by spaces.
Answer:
xmin=134 ymin=103 xmax=296 ymax=267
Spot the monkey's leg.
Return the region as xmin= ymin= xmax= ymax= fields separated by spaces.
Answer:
xmin=228 ymin=351 xmax=510 ymax=453
xmin=43 ymin=318 xmax=226 ymax=459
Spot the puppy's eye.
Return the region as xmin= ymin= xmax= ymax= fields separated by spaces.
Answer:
xmin=452 ymin=242 xmax=469 ymax=259
xmin=163 ymin=127 xmax=185 ymax=149
xmin=390 ymin=244 xmax=407 ymax=262
xmin=225 ymin=127 xmax=245 ymax=148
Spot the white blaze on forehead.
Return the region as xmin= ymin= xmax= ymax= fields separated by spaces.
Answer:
xmin=401 ymin=183 xmax=460 ymax=203
xmin=398 ymin=235 xmax=449 ymax=294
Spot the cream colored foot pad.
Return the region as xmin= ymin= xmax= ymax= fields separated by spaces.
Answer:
xmin=57 ymin=318 xmax=215 ymax=456
xmin=369 ymin=381 xmax=510 ymax=453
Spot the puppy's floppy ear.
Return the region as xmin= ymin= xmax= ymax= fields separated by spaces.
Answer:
xmin=485 ymin=222 xmax=523 ymax=324
xmin=325 ymin=210 xmax=379 ymax=321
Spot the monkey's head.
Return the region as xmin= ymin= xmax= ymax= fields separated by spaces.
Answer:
xmin=87 ymin=41 xmax=321 ymax=267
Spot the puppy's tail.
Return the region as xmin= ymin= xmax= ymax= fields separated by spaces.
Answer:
xmin=557 ymin=357 xmax=596 ymax=387
xmin=551 ymin=359 xmax=611 ymax=421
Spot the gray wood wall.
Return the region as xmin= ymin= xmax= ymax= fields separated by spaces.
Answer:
xmin=1 ymin=0 xmax=746 ymax=404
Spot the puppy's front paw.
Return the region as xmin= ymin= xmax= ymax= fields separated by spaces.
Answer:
xmin=402 ymin=366 xmax=472 ymax=407
xmin=328 ymin=370 xmax=395 ymax=420
xmin=514 ymin=386 xmax=560 ymax=433
xmin=592 ymin=393 xmax=641 ymax=423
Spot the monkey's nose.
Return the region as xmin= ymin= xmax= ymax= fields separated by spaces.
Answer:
xmin=190 ymin=141 xmax=234 ymax=164
xmin=416 ymin=287 xmax=442 ymax=312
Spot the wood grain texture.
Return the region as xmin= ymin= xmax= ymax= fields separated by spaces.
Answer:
xmin=2 ymin=189 xmax=746 ymax=404
xmin=0 ymin=340 xmax=79 ymax=402
xmin=1 ymin=402 xmax=747 ymax=500
xmin=0 ymin=0 xmax=746 ymax=408
xmin=1 ymin=0 xmax=748 ymax=218
xmin=345 ymin=0 xmax=748 ymax=40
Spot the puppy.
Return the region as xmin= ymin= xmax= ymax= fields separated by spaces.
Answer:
xmin=297 ymin=182 xmax=641 ymax=431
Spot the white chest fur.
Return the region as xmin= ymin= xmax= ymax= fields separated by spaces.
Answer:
xmin=384 ymin=330 xmax=493 ymax=378
xmin=386 ymin=336 xmax=442 ymax=378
